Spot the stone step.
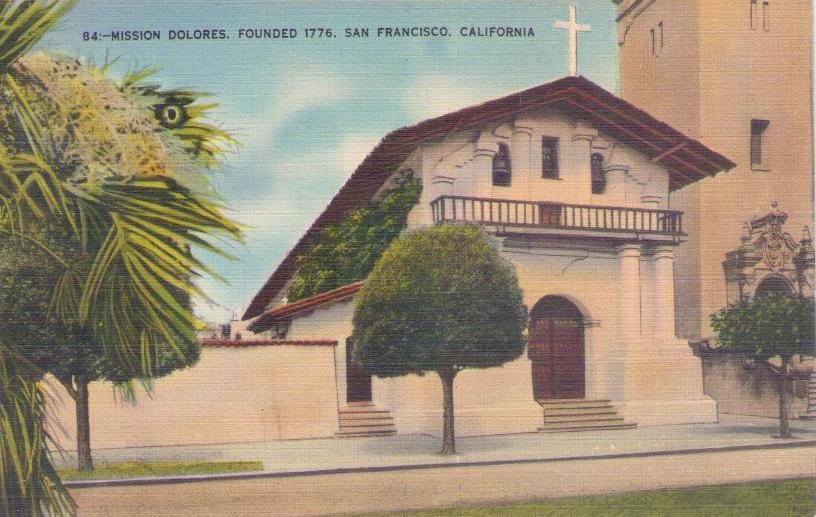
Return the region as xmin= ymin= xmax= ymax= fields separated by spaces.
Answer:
xmin=543 ymin=407 xmax=618 ymax=417
xmin=538 ymin=421 xmax=637 ymax=432
xmin=541 ymin=403 xmax=615 ymax=411
xmin=339 ymin=413 xmax=395 ymax=422
xmin=543 ymin=414 xmax=626 ymax=424
xmin=538 ymin=400 xmax=614 ymax=411
xmin=338 ymin=423 xmax=397 ymax=433
xmin=538 ymin=398 xmax=611 ymax=404
xmin=339 ymin=419 xmax=396 ymax=428
xmin=336 ymin=430 xmax=397 ymax=438
xmin=336 ymin=404 xmax=397 ymax=437
xmin=338 ymin=407 xmax=388 ymax=415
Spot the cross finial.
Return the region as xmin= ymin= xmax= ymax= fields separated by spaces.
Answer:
xmin=554 ymin=5 xmax=591 ymax=77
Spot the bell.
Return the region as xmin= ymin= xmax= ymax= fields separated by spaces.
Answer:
xmin=492 ymin=145 xmax=511 ymax=186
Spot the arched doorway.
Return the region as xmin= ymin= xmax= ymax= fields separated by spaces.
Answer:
xmin=754 ymin=275 xmax=794 ymax=298
xmin=529 ymin=296 xmax=585 ymax=400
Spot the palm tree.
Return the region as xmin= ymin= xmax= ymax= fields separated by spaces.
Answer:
xmin=0 ymin=1 xmax=242 ymax=515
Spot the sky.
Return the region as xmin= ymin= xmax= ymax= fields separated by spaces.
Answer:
xmin=39 ymin=0 xmax=619 ymax=323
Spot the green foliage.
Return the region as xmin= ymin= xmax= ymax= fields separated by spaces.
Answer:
xmin=711 ymin=294 xmax=814 ymax=360
xmin=0 ymin=1 xmax=242 ymax=513
xmin=372 ymin=479 xmax=815 ymax=517
xmin=0 ymin=0 xmax=74 ymax=74
xmin=352 ymin=223 xmax=528 ymax=377
xmin=0 ymin=347 xmax=75 ymax=517
xmin=288 ymin=172 xmax=421 ymax=302
xmin=0 ymin=229 xmax=199 ymax=386
xmin=57 ymin=460 xmax=262 ymax=481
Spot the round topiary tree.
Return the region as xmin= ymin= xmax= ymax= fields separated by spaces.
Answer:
xmin=352 ymin=223 xmax=527 ymax=454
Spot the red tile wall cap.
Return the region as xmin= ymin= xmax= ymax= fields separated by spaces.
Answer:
xmin=248 ymin=281 xmax=364 ymax=331
xmin=243 ymin=75 xmax=735 ymax=320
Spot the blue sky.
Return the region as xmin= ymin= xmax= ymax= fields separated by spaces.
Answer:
xmin=40 ymin=0 xmax=619 ymax=323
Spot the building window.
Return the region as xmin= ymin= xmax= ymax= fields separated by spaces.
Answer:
xmin=750 ymin=119 xmax=769 ymax=167
xmin=591 ymin=153 xmax=606 ymax=194
xmin=750 ymin=0 xmax=758 ymax=29
xmin=762 ymin=1 xmax=770 ymax=31
xmin=542 ymin=137 xmax=559 ymax=178
xmin=658 ymin=21 xmax=664 ymax=50
xmin=650 ymin=28 xmax=655 ymax=55
xmin=492 ymin=143 xmax=511 ymax=186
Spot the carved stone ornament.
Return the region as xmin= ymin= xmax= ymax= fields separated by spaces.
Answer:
xmin=722 ymin=203 xmax=815 ymax=303
xmin=750 ymin=203 xmax=799 ymax=272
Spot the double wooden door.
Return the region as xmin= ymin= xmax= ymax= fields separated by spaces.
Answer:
xmin=529 ymin=297 xmax=585 ymax=400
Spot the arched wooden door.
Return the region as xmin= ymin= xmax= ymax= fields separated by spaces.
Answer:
xmin=529 ymin=296 xmax=585 ymax=400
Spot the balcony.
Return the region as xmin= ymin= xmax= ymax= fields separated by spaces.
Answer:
xmin=430 ymin=195 xmax=684 ymax=242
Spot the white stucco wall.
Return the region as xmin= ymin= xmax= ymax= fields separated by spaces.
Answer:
xmin=269 ymin=237 xmax=716 ymax=436
xmin=403 ymin=109 xmax=674 ymax=230
xmin=256 ymin=106 xmax=717 ymax=434
xmin=47 ymin=344 xmax=339 ymax=451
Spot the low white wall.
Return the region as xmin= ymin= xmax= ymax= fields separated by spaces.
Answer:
xmin=47 ymin=344 xmax=339 ymax=451
xmin=700 ymin=352 xmax=810 ymax=419
xmin=377 ymin=356 xmax=542 ymax=437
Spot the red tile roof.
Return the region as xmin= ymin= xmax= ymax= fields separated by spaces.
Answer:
xmin=243 ymin=75 xmax=734 ymax=320
xmin=248 ymin=281 xmax=364 ymax=331
xmin=200 ymin=338 xmax=338 ymax=348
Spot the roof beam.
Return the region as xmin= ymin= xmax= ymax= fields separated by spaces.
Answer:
xmin=562 ymin=99 xmax=663 ymax=153
xmin=676 ymin=143 xmax=730 ymax=170
xmin=651 ymin=142 xmax=688 ymax=163
xmin=574 ymin=91 xmax=680 ymax=145
xmin=562 ymin=99 xmax=704 ymax=183
xmin=573 ymin=91 xmax=727 ymax=172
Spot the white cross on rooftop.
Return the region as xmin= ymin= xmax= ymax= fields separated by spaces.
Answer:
xmin=554 ymin=5 xmax=591 ymax=77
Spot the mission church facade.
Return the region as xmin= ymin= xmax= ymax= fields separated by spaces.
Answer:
xmin=238 ymin=73 xmax=731 ymax=437
xmin=46 ymin=2 xmax=813 ymax=450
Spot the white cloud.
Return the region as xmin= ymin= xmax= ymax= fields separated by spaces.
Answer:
xmin=401 ymin=75 xmax=507 ymax=122
xmin=234 ymin=63 xmax=355 ymax=148
xmin=230 ymin=132 xmax=382 ymax=236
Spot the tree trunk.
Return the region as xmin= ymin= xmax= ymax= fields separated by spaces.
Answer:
xmin=75 ymin=377 xmax=94 ymax=470
xmin=777 ymin=357 xmax=792 ymax=439
xmin=438 ymin=368 xmax=458 ymax=455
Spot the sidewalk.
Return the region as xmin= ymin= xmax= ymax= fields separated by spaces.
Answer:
xmin=55 ymin=414 xmax=815 ymax=485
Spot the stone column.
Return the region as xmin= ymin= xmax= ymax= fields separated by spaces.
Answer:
xmin=511 ymin=124 xmax=533 ymax=197
xmin=430 ymin=176 xmax=455 ymax=224
xmin=474 ymin=130 xmax=498 ymax=198
xmin=652 ymin=245 xmax=677 ymax=344
xmin=618 ymin=243 xmax=642 ymax=400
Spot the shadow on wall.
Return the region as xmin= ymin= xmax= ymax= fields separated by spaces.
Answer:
xmin=697 ymin=349 xmax=812 ymax=419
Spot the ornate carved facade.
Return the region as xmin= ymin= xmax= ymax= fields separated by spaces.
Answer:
xmin=723 ymin=203 xmax=815 ymax=303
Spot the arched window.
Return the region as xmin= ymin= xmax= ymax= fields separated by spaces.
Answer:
xmin=492 ymin=143 xmax=511 ymax=187
xmin=754 ymin=275 xmax=793 ymax=298
xmin=591 ymin=153 xmax=606 ymax=194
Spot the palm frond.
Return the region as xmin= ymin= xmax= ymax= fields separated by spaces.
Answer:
xmin=73 ymin=175 xmax=241 ymax=376
xmin=0 ymin=6 xmax=242 ymax=512
xmin=0 ymin=0 xmax=75 ymax=74
xmin=0 ymin=346 xmax=76 ymax=517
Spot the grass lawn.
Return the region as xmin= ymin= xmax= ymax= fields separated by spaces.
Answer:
xmin=376 ymin=479 xmax=815 ymax=517
xmin=57 ymin=460 xmax=263 ymax=481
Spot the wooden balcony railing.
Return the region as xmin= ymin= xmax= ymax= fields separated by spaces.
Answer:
xmin=430 ymin=195 xmax=684 ymax=237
